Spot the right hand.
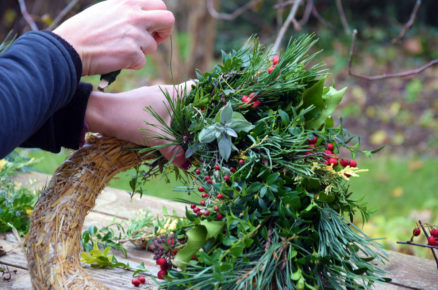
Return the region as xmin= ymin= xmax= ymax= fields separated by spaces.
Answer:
xmin=53 ymin=0 xmax=174 ymax=76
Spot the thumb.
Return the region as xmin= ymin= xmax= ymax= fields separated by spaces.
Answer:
xmin=159 ymin=144 xmax=190 ymax=170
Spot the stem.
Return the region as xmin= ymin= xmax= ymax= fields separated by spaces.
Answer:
xmin=419 ymin=220 xmax=438 ymax=270
xmin=272 ymin=0 xmax=303 ymax=53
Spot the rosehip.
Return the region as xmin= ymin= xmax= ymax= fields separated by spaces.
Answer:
xmin=132 ymin=278 xmax=141 ymax=286
xmin=195 ymin=169 xmax=201 ymax=175
xmin=428 ymin=236 xmax=437 ymax=246
xmin=224 ymin=175 xmax=230 ymax=182
xmin=157 ymin=269 xmax=167 ymax=280
xmin=252 ymin=100 xmax=261 ymax=109
xmin=350 ymin=160 xmax=357 ymax=167
xmin=200 ymin=200 xmax=206 ymax=206
xmin=217 ymin=194 xmax=223 ymax=199
xmin=242 ymin=95 xmax=248 ymax=103
xmin=430 ymin=229 xmax=438 ymax=237
xmin=230 ymin=167 xmax=236 ymax=173
xmin=271 ymin=55 xmax=280 ymax=65
xmin=340 ymin=159 xmax=350 ymax=167
xmin=217 ymin=213 xmax=223 ymax=220
xmin=239 ymin=159 xmax=245 ymax=165
xmin=413 ymin=228 xmax=421 ymax=236
xmin=268 ymin=66 xmax=275 ymax=74
xmin=308 ymin=136 xmax=317 ymax=144
xmin=157 ymin=257 xmax=167 ymax=266
xmin=204 ymin=176 xmax=211 ymax=181
xmin=214 ymin=165 xmax=220 ymax=171
xmin=328 ymin=158 xmax=338 ymax=166
xmin=198 ymin=186 xmax=205 ymax=192
xmin=202 ymin=193 xmax=208 ymax=198
xmin=204 ymin=210 xmax=210 ymax=216
xmin=190 ymin=204 xmax=196 ymax=209
xmin=214 ymin=205 xmax=220 ymax=211
xmin=138 ymin=276 xmax=146 ymax=284
xmin=326 ymin=143 xmax=334 ymax=151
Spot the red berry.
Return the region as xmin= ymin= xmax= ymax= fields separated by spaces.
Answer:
xmin=200 ymin=200 xmax=206 ymax=206
xmin=304 ymin=151 xmax=312 ymax=156
xmin=201 ymin=107 xmax=206 ymax=111
xmin=207 ymin=179 xmax=213 ymax=184
xmin=172 ymin=250 xmax=178 ymax=255
xmin=326 ymin=143 xmax=334 ymax=151
xmin=214 ymin=205 xmax=220 ymax=211
xmin=197 ymin=211 xmax=202 ymax=216
xmin=323 ymin=160 xmax=330 ymax=166
xmin=157 ymin=269 xmax=167 ymax=280
xmin=242 ymin=95 xmax=248 ymax=103
xmin=350 ymin=160 xmax=357 ymax=167
xmin=192 ymin=255 xmax=197 ymax=260
xmin=323 ymin=150 xmax=333 ymax=158
xmin=190 ymin=204 xmax=196 ymax=209
xmin=328 ymin=158 xmax=338 ymax=166
xmin=202 ymin=193 xmax=208 ymax=198
xmin=230 ymin=167 xmax=236 ymax=173
xmin=413 ymin=228 xmax=421 ymax=236
xmin=239 ymin=159 xmax=245 ymax=165
xmin=204 ymin=210 xmax=210 ymax=216
xmin=138 ymin=276 xmax=146 ymax=284
xmin=198 ymin=186 xmax=205 ymax=192
xmin=344 ymin=173 xmax=351 ymax=178
xmin=340 ymin=159 xmax=350 ymax=167
xmin=217 ymin=194 xmax=223 ymax=199
xmin=268 ymin=66 xmax=275 ymax=74
xmin=214 ymin=165 xmax=220 ymax=171
xmin=271 ymin=55 xmax=280 ymax=65
xmin=252 ymin=100 xmax=261 ymax=109
xmin=157 ymin=257 xmax=167 ymax=266
xmin=428 ymin=236 xmax=437 ymax=246
xmin=248 ymin=92 xmax=256 ymax=101
xmin=195 ymin=169 xmax=201 ymax=175
xmin=430 ymin=229 xmax=438 ymax=238
xmin=224 ymin=175 xmax=230 ymax=182
xmin=204 ymin=176 xmax=211 ymax=181
xmin=132 ymin=278 xmax=141 ymax=286
xmin=217 ymin=213 xmax=223 ymax=220
xmin=308 ymin=136 xmax=317 ymax=144
xmin=308 ymin=144 xmax=315 ymax=150
xmin=193 ymin=207 xmax=200 ymax=213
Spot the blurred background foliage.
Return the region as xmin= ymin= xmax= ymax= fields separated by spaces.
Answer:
xmin=2 ymin=0 xmax=438 ymax=258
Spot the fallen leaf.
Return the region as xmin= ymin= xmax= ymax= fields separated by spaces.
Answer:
xmin=391 ymin=187 xmax=403 ymax=198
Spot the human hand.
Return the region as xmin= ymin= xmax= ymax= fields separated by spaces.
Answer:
xmin=85 ymin=81 xmax=195 ymax=169
xmin=53 ymin=0 xmax=174 ymax=76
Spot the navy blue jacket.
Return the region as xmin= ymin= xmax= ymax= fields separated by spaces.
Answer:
xmin=0 ymin=31 xmax=92 ymax=158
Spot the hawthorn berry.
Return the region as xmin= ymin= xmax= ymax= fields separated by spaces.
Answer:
xmin=230 ymin=167 xmax=236 ymax=173
xmin=190 ymin=204 xmax=196 ymax=209
xmin=157 ymin=257 xmax=167 ymax=266
xmin=138 ymin=276 xmax=146 ymax=284
xmin=204 ymin=176 xmax=211 ymax=181
xmin=350 ymin=160 xmax=357 ymax=167
xmin=340 ymin=159 xmax=350 ymax=167
xmin=239 ymin=159 xmax=245 ymax=165
xmin=271 ymin=55 xmax=280 ymax=65
xmin=268 ymin=66 xmax=275 ymax=74
xmin=328 ymin=158 xmax=338 ymax=166
xmin=428 ymin=236 xmax=437 ymax=246
xmin=308 ymin=136 xmax=317 ymax=144
xmin=252 ymin=100 xmax=261 ymax=109
xmin=430 ymin=228 xmax=438 ymax=238
xmin=214 ymin=205 xmax=220 ymax=211
xmin=242 ymin=95 xmax=249 ymax=103
xmin=326 ymin=143 xmax=334 ymax=151
xmin=217 ymin=194 xmax=223 ymax=199
xmin=204 ymin=210 xmax=210 ymax=216
xmin=224 ymin=175 xmax=230 ymax=182
xmin=200 ymin=200 xmax=206 ymax=206
xmin=207 ymin=179 xmax=213 ymax=184
xmin=157 ymin=269 xmax=167 ymax=280
xmin=214 ymin=165 xmax=220 ymax=171
xmin=202 ymin=193 xmax=208 ymax=198
xmin=195 ymin=169 xmax=201 ymax=175
xmin=198 ymin=186 xmax=205 ymax=192
xmin=413 ymin=228 xmax=421 ymax=236
xmin=132 ymin=278 xmax=141 ymax=287
xmin=217 ymin=213 xmax=224 ymax=220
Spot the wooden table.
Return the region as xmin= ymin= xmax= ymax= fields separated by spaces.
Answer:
xmin=1 ymin=173 xmax=436 ymax=289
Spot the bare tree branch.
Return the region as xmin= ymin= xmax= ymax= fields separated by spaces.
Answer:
xmin=206 ymin=0 xmax=261 ymax=21
xmin=17 ymin=0 xmax=39 ymax=31
xmin=274 ymin=0 xmax=294 ymax=9
xmin=392 ymin=0 xmax=422 ymax=44
xmin=299 ymin=0 xmax=313 ymax=26
xmin=272 ymin=0 xmax=303 ymax=53
xmin=348 ymin=29 xmax=438 ymax=80
xmin=48 ymin=0 xmax=80 ymax=30
xmin=311 ymin=2 xmax=336 ymax=30
xmin=335 ymin=0 xmax=350 ymax=35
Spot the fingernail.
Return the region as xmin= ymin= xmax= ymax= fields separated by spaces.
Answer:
xmin=181 ymin=160 xmax=191 ymax=171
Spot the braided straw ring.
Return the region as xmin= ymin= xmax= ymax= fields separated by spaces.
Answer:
xmin=24 ymin=134 xmax=156 ymax=289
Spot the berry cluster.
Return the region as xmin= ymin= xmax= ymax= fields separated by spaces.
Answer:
xmin=306 ymin=136 xmax=357 ymax=177
xmin=152 ymin=233 xmax=177 ymax=280
xmin=131 ymin=276 xmax=146 ymax=287
xmin=268 ymin=55 xmax=280 ymax=74
xmin=241 ymin=92 xmax=261 ymax=109
xmin=427 ymin=228 xmax=438 ymax=246
xmin=192 ymin=160 xmax=246 ymax=220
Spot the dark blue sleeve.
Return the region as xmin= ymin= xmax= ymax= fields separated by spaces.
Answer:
xmin=0 ymin=31 xmax=90 ymax=158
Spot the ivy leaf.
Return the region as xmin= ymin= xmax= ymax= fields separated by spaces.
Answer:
xmin=229 ymin=112 xmax=254 ymax=133
xmin=220 ymin=102 xmax=233 ymax=124
xmin=218 ymin=134 xmax=232 ymax=160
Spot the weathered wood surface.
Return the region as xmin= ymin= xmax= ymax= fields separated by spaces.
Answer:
xmin=1 ymin=172 xmax=437 ymax=289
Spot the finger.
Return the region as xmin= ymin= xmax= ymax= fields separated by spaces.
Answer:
xmin=159 ymin=144 xmax=190 ymax=170
xmin=140 ymin=10 xmax=175 ymax=44
xmin=124 ymin=0 xmax=167 ymax=10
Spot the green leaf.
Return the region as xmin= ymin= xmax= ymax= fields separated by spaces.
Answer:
xmin=174 ymin=226 xmax=207 ymax=270
xmin=220 ymin=102 xmax=233 ymax=124
xmin=200 ymin=220 xmax=225 ymax=240
xmin=218 ymin=134 xmax=232 ymax=161
xmin=199 ymin=126 xmax=217 ymax=143
xmin=306 ymin=86 xmax=346 ymax=129
xmin=301 ymin=77 xmax=326 ymax=120
xmin=278 ymin=109 xmax=290 ymax=126
xmin=229 ymin=112 xmax=254 ymax=133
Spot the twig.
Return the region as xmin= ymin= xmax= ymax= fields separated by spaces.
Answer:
xmin=206 ymin=0 xmax=261 ymax=21
xmin=348 ymin=29 xmax=438 ymax=80
xmin=48 ymin=0 xmax=79 ymax=30
xmin=299 ymin=0 xmax=313 ymax=26
xmin=274 ymin=0 xmax=294 ymax=9
xmin=17 ymin=0 xmax=39 ymax=31
xmin=392 ymin=0 xmax=422 ymax=44
xmin=311 ymin=2 xmax=336 ymax=30
xmin=272 ymin=0 xmax=303 ymax=53
xmin=418 ymin=220 xmax=438 ymax=270
xmin=396 ymin=241 xmax=438 ymax=250
xmin=335 ymin=0 xmax=350 ymax=35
